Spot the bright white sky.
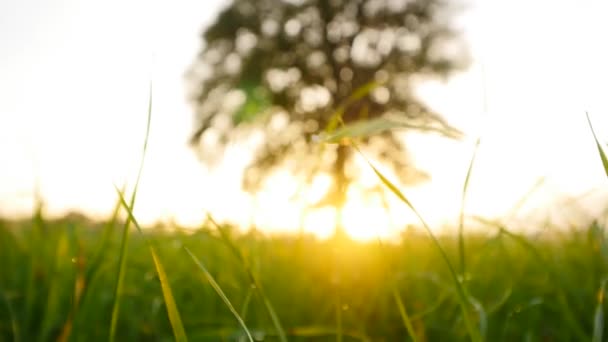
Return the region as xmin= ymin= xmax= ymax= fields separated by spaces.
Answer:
xmin=1 ymin=0 xmax=608 ymax=240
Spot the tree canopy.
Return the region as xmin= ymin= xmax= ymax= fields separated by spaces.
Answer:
xmin=186 ymin=0 xmax=469 ymax=227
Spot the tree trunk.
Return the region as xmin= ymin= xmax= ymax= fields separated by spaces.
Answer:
xmin=333 ymin=144 xmax=349 ymax=238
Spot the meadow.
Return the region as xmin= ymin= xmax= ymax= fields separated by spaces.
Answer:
xmin=1 ymin=112 xmax=607 ymax=341
xmin=1 ymin=208 xmax=608 ymax=342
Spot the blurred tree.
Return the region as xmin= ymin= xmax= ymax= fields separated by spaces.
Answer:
xmin=186 ymin=0 xmax=468 ymax=233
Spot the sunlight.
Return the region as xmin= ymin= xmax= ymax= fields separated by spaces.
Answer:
xmin=302 ymin=207 xmax=336 ymax=239
xmin=342 ymin=199 xmax=392 ymax=241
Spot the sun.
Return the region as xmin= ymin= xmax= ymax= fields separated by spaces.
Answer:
xmin=341 ymin=200 xmax=393 ymax=241
xmin=339 ymin=183 xmax=398 ymax=241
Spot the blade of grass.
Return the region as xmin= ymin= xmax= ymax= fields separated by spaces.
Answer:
xmin=592 ymin=278 xmax=607 ymax=342
xmin=458 ymin=136 xmax=481 ymax=277
xmin=468 ymin=295 xmax=487 ymax=340
xmin=185 ymin=247 xmax=254 ymax=342
xmin=239 ymin=285 xmax=254 ymax=320
xmin=109 ymin=81 xmax=153 ymax=342
xmin=56 ymin=224 xmax=84 ymax=342
xmin=38 ymin=229 xmax=70 ymax=342
xmin=325 ymin=86 xmax=474 ymax=339
xmin=485 ymin=286 xmax=513 ymax=315
xmin=473 ymin=217 xmax=588 ymax=340
xmin=321 ymin=117 xmax=461 ymax=144
xmin=410 ymin=290 xmax=450 ymax=320
xmin=115 ymin=188 xmax=188 ymax=342
xmin=194 ymin=326 xmax=371 ymax=341
xmin=23 ymin=199 xmax=45 ymax=341
xmin=372 ymin=235 xmax=418 ymax=342
xmin=1 ymin=289 xmax=19 ymax=342
xmin=336 ymin=296 xmax=342 ymax=342
xmin=238 ymin=286 xmax=255 ymax=342
xmin=70 ymin=186 xmax=124 ymax=337
xmin=391 ymin=287 xmax=418 ymax=342
xmin=586 ymin=111 xmax=608 ymax=177
xmin=259 ymin=293 xmax=287 ymax=342
xmin=500 ymin=225 xmax=587 ymax=340
xmin=325 ymin=81 xmax=380 ymax=133
xmin=584 ymin=113 xmax=607 ymax=341
xmin=207 ymin=215 xmax=288 ymax=342
xmin=108 ymin=207 xmax=132 ymax=342
xmin=150 ymin=247 xmax=188 ymax=342
xmin=86 ymin=185 xmax=125 ymax=282
xmin=352 ymin=144 xmax=482 ymax=342
xmin=504 ymin=176 xmax=546 ymax=220
xmin=287 ymin=326 xmax=371 ymax=341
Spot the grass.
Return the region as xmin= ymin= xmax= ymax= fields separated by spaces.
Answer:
xmin=355 ymin=147 xmax=482 ymax=342
xmin=2 ymin=214 xmax=608 ymax=341
xmin=109 ymin=81 xmax=154 ymax=342
xmin=330 ymin=83 xmax=482 ymax=341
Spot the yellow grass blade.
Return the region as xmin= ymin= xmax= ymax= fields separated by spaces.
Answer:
xmin=150 ymin=247 xmax=188 ymax=342
xmin=115 ymin=187 xmax=188 ymax=342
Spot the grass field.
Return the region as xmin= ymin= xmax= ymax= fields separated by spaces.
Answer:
xmin=1 ymin=209 xmax=608 ymax=341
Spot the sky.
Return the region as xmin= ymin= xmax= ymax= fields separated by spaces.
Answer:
xmin=1 ymin=0 xmax=608 ymax=240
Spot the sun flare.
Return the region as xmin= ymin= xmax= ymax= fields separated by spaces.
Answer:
xmin=341 ymin=200 xmax=392 ymax=241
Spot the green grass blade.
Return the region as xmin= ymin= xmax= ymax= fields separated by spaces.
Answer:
xmin=458 ymin=136 xmax=481 ymax=276
xmin=184 ymin=247 xmax=253 ymax=342
xmin=502 ymin=229 xmax=588 ymax=340
xmin=261 ymin=295 xmax=288 ymax=342
xmin=486 ymin=286 xmax=513 ymax=315
xmin=74 ymin=185 xmax=125 ymax=337
xmin=374 ymin=232 xmax=417 ymax=341
xmin=336 ymin=297 xmax=342 ymax=342
xmin=239 ymin=285 xmax=254 ymax=320
xmin=410 ymin=290 xmax=450 ymax=320
xmin=473 ymin=221 xmax=588 ymax=340
xmin=468 ymin=295 xmax=487 ymax=340
xmin=287 ymin=326 xmax=371 ymax=341
xmin=325 ymin=81 xmax=379 ymax=133
xmin=592 ymin=278 xmax=607 ymax=342
xmin=505 ymin=177 xmax=546 ymax=219
xmin=38 ymin=230 xmax=70 ymax=342
xmin=587 ymin=111 xmax=608 ymax=342
xmin=86 ymin=185 xmax=124 ymax=282
xmin=23 ymin=199 xmax=45 ymax=341
xmin=322 ymin=117 xmax=461 ymax=144
xmin=322 ymin=117 xmax=399 ymax=143
xmin=353 ymin=145 xmax=482 ymax=342
xmin=109 ymin=81 xmax=153 ymax=342
xmin=391 ymin=287 xmax=418 ymax=342
xmin=207 ymin=216 xmax=288 ymax=342
xmin=108 ymin=210 xmax=133 ymax=342
xmin=115 ymin=188 xmax=188 ymax=342
xmin=586 ymin=111 xmax=608 ymax=178
xmin=1 ymin=290 xmax=19 ymax=342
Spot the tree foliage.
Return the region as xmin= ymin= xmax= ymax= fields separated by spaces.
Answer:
xmin=186 ymin=0 xmax=468 ymax=216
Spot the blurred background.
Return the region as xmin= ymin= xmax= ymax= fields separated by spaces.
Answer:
xmin=1 ymin=0 xmax=608 ymax=241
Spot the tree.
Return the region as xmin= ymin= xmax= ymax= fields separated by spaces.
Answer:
xmin=186 ymin=0 xmax=468 ymax=233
